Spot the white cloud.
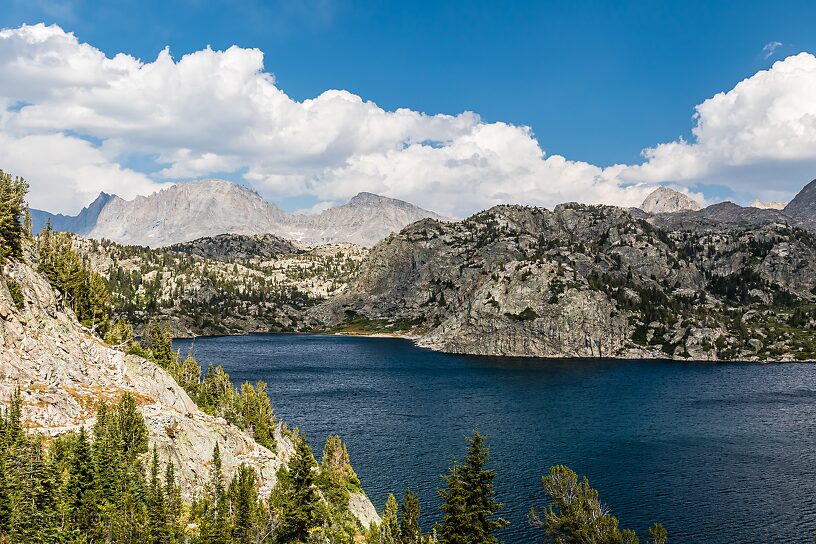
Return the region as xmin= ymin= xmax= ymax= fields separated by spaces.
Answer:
xmin=0 ymin=23 xmax=649 ymax=216
xmin=763 ymin=41 xmax=783 ymax=59
xmin=0 ymin=23 xmax=815 ymax=216
xmin=621 ymin=52 xmax=816 ymax=203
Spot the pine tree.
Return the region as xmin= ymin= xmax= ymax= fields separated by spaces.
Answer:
xmin=438 ymin=432 xmax=508 ymax=544
xmin=198 ymin=443 xmax=230 ymax=544
xmin=228 ymin=464 xmax=259 ymax=544
xmin=147 ymin=318 xmax=176 ymax=369
xmin=379 ymin=493 xmax=401 ymax=544
xmin=530 ymin=465 xmax=669 ymax=544
xmin=400 ymin=489 xmax=422 ymax=544
xmin=0 ymin=170 xmax=28 ymax=264
xmin=437 ymin=461 xmax=469 ymax=544
xmin=321 ymin=434 xmax=360 ymax=489
xmin=459 ymin=432 xmax=508 ymax=543
xmin=273 ymin=435 xmax=324 ymax=543
xmin=114 ymin=393 xmax=149 ymax=459
xmin=69 ymin=427 xmax=102 ymax=538
xmin=148 ymin=447 xmax=170 ymax=544
xmin=163 ymin=461 xmax=184 ymax=544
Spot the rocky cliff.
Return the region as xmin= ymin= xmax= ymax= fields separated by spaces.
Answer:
xmin=313 ymin=203 xmax=816 ymax=361
xmin=0 ymin=257 xmax=378 ymax=526
xmin=35 ymin=179 xmax=446 ymax=248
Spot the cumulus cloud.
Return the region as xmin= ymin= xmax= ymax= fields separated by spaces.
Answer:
xmin=0 ymin=23 xmax=653 ymax=216
xmin=621 ymin=52 xmax=816 ymax=203
xmin=0 ymin=23 xmax=815 ymax=216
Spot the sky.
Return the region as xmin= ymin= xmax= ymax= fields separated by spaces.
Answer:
xmin=1 ymin=0 xmax=816 ymax=216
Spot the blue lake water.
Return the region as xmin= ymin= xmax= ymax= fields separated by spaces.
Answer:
xmin=174 ymin=333 xmax=816 ymax=543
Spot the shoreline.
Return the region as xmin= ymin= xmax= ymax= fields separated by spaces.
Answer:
xmin=171 ymin=329 xmax=816 ymax=364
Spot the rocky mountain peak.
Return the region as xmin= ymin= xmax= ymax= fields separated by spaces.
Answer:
xmin=641 ymin=186 xmax=703 ymax=213
xmin=783 ymin=178 xmax=816 ymax=218
xmin=33 ymin=180 xmax=444 ymax=247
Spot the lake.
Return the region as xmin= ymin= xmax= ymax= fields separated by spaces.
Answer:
xmin=174 ymin=333 xmax=816 ymax=543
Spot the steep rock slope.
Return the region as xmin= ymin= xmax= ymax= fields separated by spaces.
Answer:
xmin=784 ymin=178 xmax=816 ymax=218
xmin=314 ymin=204 xmax=816 ymax=360
xmin=0 ymin=259 xmax=378 ymax=525
xmin=39 ymin=179 xmax=445 ymax=247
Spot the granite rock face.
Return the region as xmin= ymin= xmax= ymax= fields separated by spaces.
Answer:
xmin=0 ymin=259 xmax=292 ymax=498
xmin=36 ymin=179 xmax=446 ymax=248
xmin=641 ymin=187 xmax=702 ymax=213
xmin=314 ymin=202 xmax=816 ymax=361
xmin=0 ymin=258 xmax=379 ymax=526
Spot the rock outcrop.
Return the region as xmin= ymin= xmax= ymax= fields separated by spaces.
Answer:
xmin=0 ymin=259 xmax=293 ymax=498
xmin=34 ymin=179 xmax=447 ymax=248
xmin=313 ymin=203 xmax=816 ymax=361
xmin=641 ymin=187 xmax=702 ymax=213
xmin=0 ymin=258 xmax=379 ymax=526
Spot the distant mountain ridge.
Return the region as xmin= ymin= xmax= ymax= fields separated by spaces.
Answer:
xmin=31 ymin=179 xmax=447 ymax=247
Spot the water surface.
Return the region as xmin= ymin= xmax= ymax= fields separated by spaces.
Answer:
xmin=175 ymin=333 xmax=816 ymax=543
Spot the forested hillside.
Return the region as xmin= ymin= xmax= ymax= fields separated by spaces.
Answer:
xmin=72 ymin=234 xmax=367 ymax=336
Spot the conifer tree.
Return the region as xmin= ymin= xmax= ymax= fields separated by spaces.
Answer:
xmin=197 ymin=442 xmax=230 ymax=544
xmin=400 ymin=489 xmax=422 ymax=544
xmin=321 ymin=434 xmax=360 ymax=489
xmin=379 ymin=493 xmax=401 ymax=544
xmin=164 ymin=461 xmax=184 ymax=544
xmin=69 ymin=427 xmax=102 ymax=537
xmin=438 ymin=432 xmax=508 ymax=544
xmin=530 ymin=465 xmax=669 ymax=544
xmin=0 ymin=170 xmax=28 ymax=264
xmin=459 ymin=432 xmax=508 ymax=543
xmin=437 ymin=461 xmax=470 ymax=544
xmin=228 ymin=464 xmax=259 ymax=544
xmin=148 ymin=447 xmax=170 ymax=544
xmin=273 ymin=435 xmax=324 ymax=543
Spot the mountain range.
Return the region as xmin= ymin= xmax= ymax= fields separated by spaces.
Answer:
xmin=32 ymin=179 xmax=447 ymax=247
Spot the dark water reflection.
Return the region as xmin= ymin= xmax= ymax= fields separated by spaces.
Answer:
xmin=175 ymin=333 xmax=816 ymax=543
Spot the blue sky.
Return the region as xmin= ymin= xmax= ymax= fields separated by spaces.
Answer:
xmin=5 ymin=0 xmax=813 ymax=166
xmin=2 ymin=0 xmax=816 ymax=215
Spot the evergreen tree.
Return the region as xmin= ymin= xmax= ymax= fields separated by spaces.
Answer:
xmin=0 ymin=170 xmax=28 ymax=264
xmin=228 ymin=464 xmax=259 ymax=544
xmin=163 ymin=460 xmax=184 ymax=544
xmin=68 ymin=427 xmax=102 ymax=537
xmin=273 ymin=435 xmax=324 ymax=543
xmin=438 ymin=432 xmax=508 ymax=544
xmin=379 ymin=493 xmax=401 ymax=544
xmin=400 ymin=489 xmax=422 ymax=544
xmin=321 ymin=434 xmax=360 ymax=489
xmin=530 ymin=465 xmax=668 ymax=544
xmin=148 ymin=447 xmax=170 ymax=544
xmin=459 ymin=432 xmax=508 ymax=543
xmin=198 ymin=443 xmax=230 ymax=544
xmin=437 ymin=461 xmax=470 ymax=544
